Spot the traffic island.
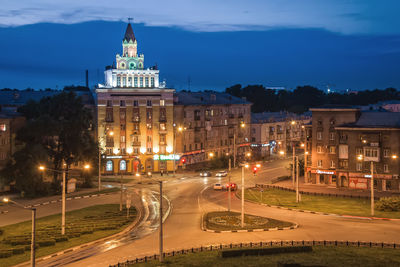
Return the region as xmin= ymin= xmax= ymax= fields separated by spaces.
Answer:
xmin=0 ymin=204 xmax=137 ymax=267
xmin=202 ymin=211 xmax=297 ymax=233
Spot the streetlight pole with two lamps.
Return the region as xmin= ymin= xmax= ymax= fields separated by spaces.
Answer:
xmin=39 ymin=162 xmax=90 ymax=235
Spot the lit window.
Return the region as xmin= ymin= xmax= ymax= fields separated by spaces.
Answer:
xmin=330 ymin=160 xmax=335 ymax=168
xmin=384 ymin=149 xmax=390 ymax=158
xmin=151 ymin=77 xmax=155 ymax=87
xmin=317 ymin=146 xmax=322 ymax=153
xmin=317 ymin=132 xmax=322 ymax=140
xmin=317 ymin=160 xmax=322 ymax=167
xmin=106 ymin=160 xmax=113 ymax=171
xmin=134 ymin=76 xmax=138 ymax=87
xmin=160 ymin=99 xmax=165 ymax=106
xmin=329 ymin=146 xmax=336 ymax=154
xmin=329 ymin=132 xmax=335 ymax=141
xmin=119 ymin=160 xmax=126 ymax=171
xmin=384 ymin=164 xmax=389 ymax=173
xmin=0 ymin=124 xmax=6 ymax=132
xmin=356 ymin=162 xmax=362 ymax=171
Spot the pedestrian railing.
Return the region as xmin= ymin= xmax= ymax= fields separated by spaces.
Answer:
xmin=109 ymin=240 xmax=400 ymax=266
xmin=255 ymin=184 xmax=381 ymax=200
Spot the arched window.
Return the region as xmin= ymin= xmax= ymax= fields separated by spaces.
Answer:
xmin=120 ymin=160 xmax=127 ymax=171
xmin=106 ymin=160 xmax=113 ymax=171
xmin=130 ymin=63 xmax=135 ymax=69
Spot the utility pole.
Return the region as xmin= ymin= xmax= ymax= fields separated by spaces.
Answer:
xmin=228 ymin=157 xmax=231 ymax=171
xmin=241 ymin=166 xmax=245 ymax=228
xmin=173 ymin=128 xmax=176 ymax=177
xmin=228 ymin=175 xmax=231 ymax=212
xmin=159 ymin=181 xmax=164 ymax=262
xmin=371 ymin=162 xmax=374 ymax=216
xmin=120 ymin=173 xmax=123 ymax=211
xmin=233 ymin=134 xmax=236 ymax=168
xmin=31 ymin=208 xmax=36 ymax=267
xmin=98 ymin=148 xmax=101 ymax=191
xmin=296 ymin=156 xmax=300 ymax=203
xmin=292 ymin=145 xmax=295 ymax=187
xmin=61 ymin=160 xmax=66 ymax=235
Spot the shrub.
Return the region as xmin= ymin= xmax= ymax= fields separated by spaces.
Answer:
xmin=38 ymin=239 xmax=56 ymax=247
xmin=376 ymin=197 xmax=400 ymax=211
xmin=55 ymin=236 xmax=68 ymax=242
xmin=12 ymin=247 xmax=25 ymax=255
xmin=220 ymin=246 xmax=312 ymax=258
xmin=0 ymin=250 xmax=12 ymax=258
xmin=10 ymin=239 xmax=31 ymax=246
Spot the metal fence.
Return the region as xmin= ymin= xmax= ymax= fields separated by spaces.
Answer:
xmin=109 ymin=240 xmax=400 ymax=267
xmin=255 ymin=184 xmax=381 ymax=200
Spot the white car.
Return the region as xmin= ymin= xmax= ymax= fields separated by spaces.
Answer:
xmin=213 ymin=183 xmax=223 ymax=190
xmin=215 ymin=170 xmax=228 ymax=177
xmin=200 ymin=171 xmax=212 ymax=177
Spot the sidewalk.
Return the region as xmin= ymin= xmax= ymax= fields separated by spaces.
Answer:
xmin=267 ymin=179 xmax=399 ymax=199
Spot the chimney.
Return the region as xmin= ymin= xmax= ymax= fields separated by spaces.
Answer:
xmin=85 ymin=70 xmax=89 ymax=88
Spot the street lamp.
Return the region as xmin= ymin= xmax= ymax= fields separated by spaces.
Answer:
xmin=98 ymin=130 xmax=114 ymax=192
xmin=233 ymin=122 xmax=246 ymax=169
xmin=3 ymin=198 xmax=36 ymax=267
xmin=209 ymin=152 xmax=214 ymax=158
xmin=39 ymin=162 xmax=90 ymax=235
xmin=357 ymin=154 xmax=375 ymax=216
xmin=173 ymin=125 xmax=184 ymax=177
xmin=241 ymin=163 xmax=249 ymax=227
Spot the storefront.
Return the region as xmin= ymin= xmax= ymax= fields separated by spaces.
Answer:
xmin=348 ymin=172 xmax=393 ymax=190
xmin=309 ymin=169 xmax=336 ymax=185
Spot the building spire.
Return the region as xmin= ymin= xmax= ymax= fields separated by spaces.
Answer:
xmin=123 ymin=20 xmax=136 ymax=43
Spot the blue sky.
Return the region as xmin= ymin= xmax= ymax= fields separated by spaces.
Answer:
xmin=0 ymin=1 xmax=399 ymax=91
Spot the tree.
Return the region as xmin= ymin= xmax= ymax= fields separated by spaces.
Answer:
xmin=4 ymin=91 xmax=97 ymax=196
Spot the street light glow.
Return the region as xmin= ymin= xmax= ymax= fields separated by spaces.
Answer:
xmin=38 ymin=165 xmax=45 ymax=171
xmin=300 ymin=143 xmax=305 ymax=147
xmin=357 ymin=154 xmax=363 ymax=161
xmin=209 ymin=152 xmax=214 ymax=158
xmin=392 ymin=155 xmax=397 ymax=159
xmin=246 ymin=152 xmax=251 ymax=157
xmin=2 ymin=197 xmax=9 ymax=203
xmin=244 ymin=164 xmax=249 ymax=168
xmin=291 ymin=120 xmax=296 ymax=125
xmin=109 ymin=131 xmax=114 ymax=136
xmin=240 ymin=122 xmax=245 ymax=128
xmin=279 ymin=150 xmax=285 ymax=155
xmin=84 ymin=164 xmax=90 ymax=169
xmin=178 ymin=126 xmax=183 ymax=132
xmin=256 ymin=163 xmax=261 ymax=168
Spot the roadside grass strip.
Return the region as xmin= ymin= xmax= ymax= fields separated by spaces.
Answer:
xmin=0 ymin=204 xmax=136 ymax=267
xmin=203 ymin=211 xmax=296 ymax=232
xmin=121 ymin=246 xmax=400 ymax=267
xmin=245 ymin=187 xmax=400 ymax=219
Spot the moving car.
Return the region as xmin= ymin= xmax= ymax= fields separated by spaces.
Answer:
xmin=213 ymin=183 xmax=223 ymax=190
xmin=215 ymin=170 xmax=228 ymax=177
xmin=200 ymin=171 xmax=212 ymax=177
xmin=224 ymin=182 xmax=237 ymax=191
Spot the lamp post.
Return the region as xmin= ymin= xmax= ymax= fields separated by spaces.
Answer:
xmin=159 ymin=181 xmax=163 ymax=262
xmin=173 ymin=126 xmax=184 ymax=177
xmin=241 ymin=163 xmax=249 ymax=228
xmin=233 ymin=122 xmax=246 ymax=169
xmin=3 ymin=198 xmax=36 ymax=267
xmin=39 ymin=162 xmax=90 ymax=235
xmin=357 ymin=154 xmax=374 ymax=216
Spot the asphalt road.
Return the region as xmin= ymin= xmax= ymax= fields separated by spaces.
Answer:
xmin=7 ymin=158 xmax=400 ymax=267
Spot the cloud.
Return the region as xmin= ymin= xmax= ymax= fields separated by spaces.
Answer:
xmin=0 ymin=0 xmax=399 ymax=35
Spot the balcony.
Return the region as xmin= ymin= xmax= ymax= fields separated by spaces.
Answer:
xmin=131 ymin=141 xmax=141 ymax=146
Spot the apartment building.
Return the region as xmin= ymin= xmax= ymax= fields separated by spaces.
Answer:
xmin=306 ymin=106 xmax=400 ymax=191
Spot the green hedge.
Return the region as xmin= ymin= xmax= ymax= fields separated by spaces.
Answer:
xmin=37 ymin=239 xmax=56 ymax=247
xmin=12 ymin=247 xmax=25 ymax=255
xmin=376 ymin=197 xmax=400 ymax=211
xmin=0 ymin=250 xmax=12 ymax=258
xmin=220 ymin=246 xmax=312 ymax=258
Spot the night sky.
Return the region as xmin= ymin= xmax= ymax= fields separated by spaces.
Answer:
xmin=0 ymin=1 xmax=399 ymax=92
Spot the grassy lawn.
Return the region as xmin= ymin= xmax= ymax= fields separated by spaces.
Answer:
xmin=204 ymin=211 xmax=294 ymax=231
xmin=0 ymin=204 xmax=136 ymax=267
xmin=245 ymin=188 xmax=400 ymax=219
xmin=97 ymin=177 xmax=135 ymax=183
xmin=129 ymin=246 xmax=400 ymax=267
xmin=72 ymin=187 xmax=120 ymax=197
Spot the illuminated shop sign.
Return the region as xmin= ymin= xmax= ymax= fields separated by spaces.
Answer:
xmin=106 ymin=155 xmax=123 ymax=159
xmin=316 ymin=170 xmax=335 ymax=175
xmin=153 ymin=154 xmax=181 ymax=161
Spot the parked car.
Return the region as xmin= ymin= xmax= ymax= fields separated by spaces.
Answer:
xmin=224 ymin=182 xmax=237 ymax=191
xmin=200 ymin=171 xmax=212 ymax=177
xmin=213 ymin=183 xmax=223 ymax=190
xmin=215 ymin=170 xmax=228 ymax=177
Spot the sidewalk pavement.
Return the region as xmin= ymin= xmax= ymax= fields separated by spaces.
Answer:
xmin=270 ymin=179 xmax=399 ymax=198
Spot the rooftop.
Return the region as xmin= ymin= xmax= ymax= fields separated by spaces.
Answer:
xmin=338 ymin=111 xmax=400 ymax=128
xmin=251 ymin=111 xmax=311 ymax=124
xmin=174 ymin=91 xmax=251 ymax=106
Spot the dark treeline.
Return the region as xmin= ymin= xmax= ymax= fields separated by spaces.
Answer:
xmin=225 ymin=84 xmax=399 ymax=113
xmin=0 ymin=85 xmax=90 ymax=92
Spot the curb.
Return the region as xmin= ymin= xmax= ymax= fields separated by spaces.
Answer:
xmin=202 ymin=223 xmax=299 ymax=233
xmin=201 ymin=212 xmax=299 ymax=233
xmin=21 ymin=192 xmax=116 ymax=209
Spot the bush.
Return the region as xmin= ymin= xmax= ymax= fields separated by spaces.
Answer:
xmin=55 ymin=236 xmax=68 ymax=242
xmin=38 ymin=239 xmax=56 ymax=247
xmin=0 ymin=250 xmax=12 ymax=258
xmin=220 ymin=246 xmax=312 ymax=258
xmin=376 ymin=197 xmax=400 ymax=211
xmin=10 ymin=239 xmax=31 ymax=246
xmin=12 ymin=247 xmax=25 ymax=255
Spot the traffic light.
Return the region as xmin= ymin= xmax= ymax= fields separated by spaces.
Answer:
xmin=252 ymin=166 xmax=258 ymax=176
xmin=181 ymin=157 xmax=186 ymax=164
